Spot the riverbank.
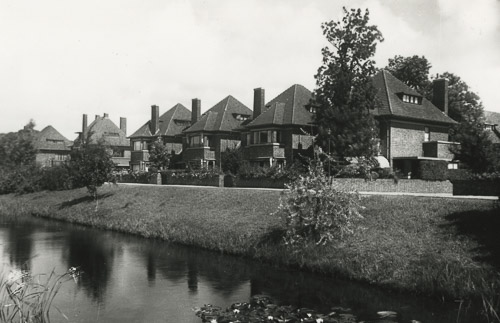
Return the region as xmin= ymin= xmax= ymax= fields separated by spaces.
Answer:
xmin=1 ymin=184 xmax=499 ymax=300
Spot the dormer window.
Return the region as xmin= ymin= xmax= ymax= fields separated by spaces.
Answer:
xmin=308 ymin=106 xmax=317 ymax=114
xmin=401 ymin=93 xmax=421 ymax=105
xmin=234 ymin=114 xmax=250 ymax=121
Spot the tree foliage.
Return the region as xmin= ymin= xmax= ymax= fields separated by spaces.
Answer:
xmin=386 ymin=55 xmax=432 ymax=97
xmin=68 ymin=137 xmax=116 ymax=201
xmin=0 ymin=120 xmax=37 ymax=167
xmin=443 ymin=72 xmax=496 ymax=172
xmin=148 ymin=139 xmax=171 ymax=172
xmin=312 ymin=8 xmax=383 ymax=161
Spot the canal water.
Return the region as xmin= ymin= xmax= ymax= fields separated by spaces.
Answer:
xmin=0 ymin=216 xmax=483 ymax=323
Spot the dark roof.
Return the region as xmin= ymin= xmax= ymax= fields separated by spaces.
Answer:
xmin=129 ymin=104 xmax=191 ymax=138
xmin=183 ymin=95 xmax=252 ymax=133
xmin=81 ymin=115 xmax=130 ymax=147
xmin=34 ymin=125 xmax=71 ymax=151
xmin=246 ymin=84 xmax=313 ymax=128
xmin=484 ymin=110 xmax=500 ymax=126
xmin=373 ymin=70 xmax=456 ymax=125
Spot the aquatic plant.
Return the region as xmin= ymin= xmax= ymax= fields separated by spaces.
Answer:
xmin=193 ymin=295 xmax=358 ymax=323
xmin=0 ymin=266 xmax=81 ymax=323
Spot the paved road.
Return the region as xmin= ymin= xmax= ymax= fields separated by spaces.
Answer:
xmin=116 ymin=182 xmax=499 ymax=200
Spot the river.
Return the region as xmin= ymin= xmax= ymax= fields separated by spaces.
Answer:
xmin=0 ymin=216 xmax=484 ymax=322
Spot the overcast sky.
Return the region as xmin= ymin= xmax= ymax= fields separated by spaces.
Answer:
xmin=1 ymin=0 xmax=499 ymax=139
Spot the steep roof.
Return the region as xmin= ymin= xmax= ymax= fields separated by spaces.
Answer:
xmin=129 ymin=104 xmax=191 ymax=138
xmin=34 ymin=125 xmax=71 ymax=151
xmin=246 ymin=84 xmax=313 ymax=128
xmin=82 ymin=115 xmax=130 ymax=147
xmin=183 ymin=95 xmax=252 ymax=133
xmin=372 ymin=70 xmax=456 ymax=125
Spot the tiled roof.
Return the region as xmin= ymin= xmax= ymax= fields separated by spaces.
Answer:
xmin=246 ymin=84 xmax=313 ymax=128
xmin=34 ymin=125 xmax=71 ymax=151
xmin=82 ymin=115 xmax=130 ymax=147
xmin=129 ymin=104 xmax=191 ymax=138
xmin=184 ymin=95 xmax=252 ymax=133
xmin=372 ymin=70 xmax=456 ymax=125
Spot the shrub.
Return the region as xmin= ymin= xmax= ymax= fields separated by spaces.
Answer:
xmin=39 ymin=165 xmax=73 ymax=191
xmin=0 ymin=165 xmax=41 ymax=195
xmin=170 ymin=168 xmax=219 ymax=179
xmin=275 ymin=162 xmax=363 ymax=247
xmin=237 ymin=163 xmax=301 ymax=181
xmin=418 ymin=160 xmax=448 ymax=181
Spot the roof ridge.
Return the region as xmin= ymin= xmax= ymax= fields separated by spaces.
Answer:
xmin=382 ymin=70 xmax=393 ymax=114
xmin=290 ymin=85 xmax=297 ymax=124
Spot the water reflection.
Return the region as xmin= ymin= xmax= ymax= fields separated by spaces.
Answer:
xmin=0 ymin=217 xmax=487 ymax=323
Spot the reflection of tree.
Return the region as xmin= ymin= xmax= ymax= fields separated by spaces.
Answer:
xmin=62 ymin=229 xmax=115 ymax=303
xmin=2 ymin=224 xmax=35 ymax=271
xmin=138 ymin=240 xmax=252 ymax=296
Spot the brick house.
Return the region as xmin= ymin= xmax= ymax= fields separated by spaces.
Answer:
xmin=484 ymin=110 xmax=500 ymax=155
xmin=182 ymin=96 xmax=252 ymax=169
xmin=76 ymin=113 xmax=131 ymax=169
xmin=372 ymin=70 xmax=458 ymax=175
xmin=34 ymin=125 xmax=71 ymax=167
xmin=129 ymin=104 xmax=191 ymax=171
xmin=240 ymin=85 xmax=316 ymax=167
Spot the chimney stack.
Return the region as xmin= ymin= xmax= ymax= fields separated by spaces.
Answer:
xmin=432 ymin=78 xmax=449 ymax=115
xmin=192 ymin=98 xmax=201 ymax=124
xmin=95 ymin=115 xmax=99 ymax=120
xmin=103 ymin=113 xmax=109 ymax=118
xmin=120 ymin=117 xmax=127 ymax=135
xmin=151 ymin=105 xmax=160 ymax=134
xmin=82 ymin=114 xmax=88 ymax=140
xmin=253 ymin=87 xmax=265 ymax=119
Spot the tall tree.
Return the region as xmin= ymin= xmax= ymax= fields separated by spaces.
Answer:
xmin=0 ymin=120 xmax=37 ymax=167
xmin=386 ymin=55 xmax=432 ymax=98
xmin=443 ymin=72 xmax=495 ymax=172
xmin=312 ymin=8 xmax=383 ymax=161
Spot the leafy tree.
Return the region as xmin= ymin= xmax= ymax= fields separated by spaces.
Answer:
xmin=221 ymin=147 xmax=243 ymax=174
xmin=443 ymin=72 xmax=495 ymax=172
xmin=68 ymin=137 xmax=116 ymax=209
xmin=312 ymin=8 xmax=383 ymax=161
xmin=0 ymin=120 xmax=37 ymax=167
xmin=148 ymin=138 xmax=171 ymax=172
xmin=385 ymin=55 xmax=432 ymax=97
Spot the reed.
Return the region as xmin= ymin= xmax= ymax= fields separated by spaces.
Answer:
xmin=0 ymin=266 xmax=80 ymax=323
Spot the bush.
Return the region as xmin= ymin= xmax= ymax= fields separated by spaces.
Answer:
xmin=418 ymin=160 xmax=448 ymax=181
xmin=237 ymin=163 xmax=301 ymax=181
xmin=39 ymin=165 xmax=73 ymax=191
xmin=170 ymin=168 xmax=219 ymax=180
xmin=275 ymin=162 xmax=363 ymax=247
xmin=0 ymin=165 xmax=41 ymax=194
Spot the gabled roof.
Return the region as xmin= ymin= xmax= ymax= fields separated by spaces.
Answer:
xmin=373 ymin=70 xmax=456 ymax=125
xmin=82 ymin=115 xmax=130 ymax=147
xmin=183 ymin=95 xmax=252 ymax=133
xmin=129 ymin=104 xmax=191 ymax=138
xmin=246 ymin=84 xmax=313 ymax=128
xmin=34 ymin=125 xmax=71 ymax=151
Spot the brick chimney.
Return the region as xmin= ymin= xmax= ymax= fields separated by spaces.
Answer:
xmin=192 ymin=98 xmax=201 ymax=124
xmin=432 ymin=78 xmax=449 ymax=115
xmin=151 ymin=105 xmax=160 ymax=135
xmin=82 ymin=114 xmax=88 ymax=140
xmin=95 ymin=114 xmax=99 ymax=120
xmin=253 ymin=87 xmax=265 ymax=119
xmin=120 ymin=117 xmax=127 ymax=135
xmin=103 ymin=113 xmax=109 ymax=118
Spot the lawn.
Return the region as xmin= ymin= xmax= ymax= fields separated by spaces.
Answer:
xmin=0 ymin=183 xmax=499 ymax=300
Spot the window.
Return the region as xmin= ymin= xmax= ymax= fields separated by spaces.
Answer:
xmin=260 ymin=131 xmax=268 ymax=143
xmin=448 ymin=163 xmax=458 ymax=170
xmin=424 ymin=127 xmax=430 ymax=142
xmin=133 ymin=141 xmax=144 ymax=151
xmin=401 ymin=94 xmax=420 ymax=104
xmin=246 ymin=133 xmax=252 ymax=145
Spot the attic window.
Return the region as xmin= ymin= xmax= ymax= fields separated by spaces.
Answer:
xmin=104 ymin=132 xmax=120 ymax=137
xmin=46 ymin=139 xmax=64 ymax=143
xmin=234 ymin=114 xmax=250 ymax=121
xmin=308 ymin=106 xmax=317 ymax=114
xmin=401 ymin=94 xmax=421 ymax=105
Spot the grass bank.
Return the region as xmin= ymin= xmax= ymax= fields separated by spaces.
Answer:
xmin=1 ymin=184 xmax=499 ymax=301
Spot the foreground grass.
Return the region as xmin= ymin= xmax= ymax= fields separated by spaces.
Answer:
xmin=1 ymin=184 xmax=499 ymax=301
